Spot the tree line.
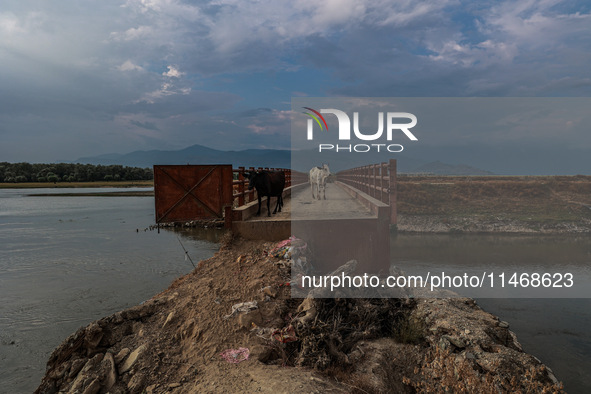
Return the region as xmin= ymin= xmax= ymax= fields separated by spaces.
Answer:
xmin=0 ymin=162 xmax=153 ymax=183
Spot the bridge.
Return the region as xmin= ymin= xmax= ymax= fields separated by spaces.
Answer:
xmin=153 ymin=160 xmax=397 ymax=273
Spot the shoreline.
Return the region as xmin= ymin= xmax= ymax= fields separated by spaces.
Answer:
xmin=35 ymin=237 xmax=563 ymax=393
xmin=0 ymin=181 xmax=153 ymax=189
xmin=396 ymin=214 xmax=591 ymax=234
xmin=26 ymin=191 xmax=154 ymax=197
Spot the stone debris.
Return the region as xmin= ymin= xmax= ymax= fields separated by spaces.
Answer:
xmin=102 ymin=352 xmax=117 ymax=391
xmin=113 ymin=347 xmax=130 ymax=365
xmin=118 ymin=344 xmax=146 ymax=374
xmin=260 ymin=285 xmax=277 ymax=298
xmin=127 ymin=373 xmax=146 ymax=394
xmin=223 ymin=301 xmax=258 ymax=320
xmin=68 ymin=358 xmax=85 ymax=378
xmin=162 ymin=311 xmax=175 ymax=328
xmin=442 ymin=335 xmax=466 ymax=349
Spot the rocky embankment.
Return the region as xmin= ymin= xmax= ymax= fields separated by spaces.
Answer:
xmin=397 ymin=214 xmax=591 ymax=234
xmin=36 ymin=236 xmax=563 ymax=393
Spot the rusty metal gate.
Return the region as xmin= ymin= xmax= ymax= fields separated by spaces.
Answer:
xmin=154 ymin=165 xmax=233 ymax=223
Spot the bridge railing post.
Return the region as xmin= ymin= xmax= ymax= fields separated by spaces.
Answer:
xmin=372 ymin=164 xmax=377 ymax=199
xmin=238 ymin=166 xmax=245 ymax=206
xmin=389 ymin=159 xmax=397 ymax=225
xmin=257 ymin=167 xmax=264 ymax=202
xmin=378 ymin=163 xmax=384 ymax=202
xmin=249 ymin=167 xmax=256 ymax=202
xmin=359 ymin=166 xmax=363 ymax=192
xmin=368 ymin=165 xmax=372 ymax=197
xmin=365 ymin=165 xmax=370 ymax=195
xmin=357 ymin=167 xmax=362 ymax=192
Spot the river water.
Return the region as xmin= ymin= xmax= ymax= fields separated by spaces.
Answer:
xmin=1 ymin=190 xmax=590 ymax=392
xmin=0 ymin=188 xmax=221 ymax=393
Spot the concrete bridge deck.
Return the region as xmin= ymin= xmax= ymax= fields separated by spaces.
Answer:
xmin=232 ymin=181 xmax=390 ymax=274
xmin=247 ymin=182 xmax=375 ymax=222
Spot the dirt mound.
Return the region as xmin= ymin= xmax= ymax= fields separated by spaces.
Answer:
xmin=35 ymin=235 xmax=563 ymax=393
xmin=35 ymin=236 xmax=348 ymax=393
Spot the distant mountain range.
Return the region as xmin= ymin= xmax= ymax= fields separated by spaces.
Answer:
xmin=73 ymin=144 xmax=494 ymax=175
xmin=75 ymin=145 xmax=291 ymax=169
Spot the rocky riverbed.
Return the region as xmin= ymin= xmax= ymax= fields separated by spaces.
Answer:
xmin=397 ymin=214 xmax=591 ymax=234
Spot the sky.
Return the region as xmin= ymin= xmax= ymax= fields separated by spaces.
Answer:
xmin=1 ymin=0 xmax=591 ymax=170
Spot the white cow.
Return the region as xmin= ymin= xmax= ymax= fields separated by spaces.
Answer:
xmin=309 ymin=163 xmax=330 ymax=200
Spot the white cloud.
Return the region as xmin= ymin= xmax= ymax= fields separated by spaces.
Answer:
xmin=480 ymin=0 xmax=591 ymax=48
xmin=138 ymin=81 xmax=191 ymax=104
xmin=118 ymin=60 xmax=144 ymax=71
xmin=162 ymin=65 xmax=183 ymax=78
xmin=418 ymin=0 xmax=591 ymax=93
xmin=304 ymin=0 xmax=367 ymax=26
xmin=373 ymin=0 xmax=457 ymax=26
xmin=109 ymin=25 xmax=153 ymax=41
xmin=125 ymin=0 xmax=202 ymax=22
xmin=427 ymin=38 xmax=518 ymax=67
xmin=243 ymin=109 xmax=291 ymax=136
xmin=0 ymin=12 xmax=24 ymax=34
xmin=201 ymin=0 xmax=457 ymax=55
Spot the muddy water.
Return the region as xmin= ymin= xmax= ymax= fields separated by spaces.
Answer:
xmin=0 ymin=188 xmax=221 ymax=392
xmin=392 ymin=233 xmax=591 ymax=393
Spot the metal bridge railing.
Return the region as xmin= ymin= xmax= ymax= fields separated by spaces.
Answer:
xmin=336 ymin=159 xmax=397 ymax=225
xmin=232 ymin=167 xmax=308 ymax=209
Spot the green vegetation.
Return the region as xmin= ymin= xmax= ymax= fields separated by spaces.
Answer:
xmin=0 ymin=162 xmax=153 ymax=184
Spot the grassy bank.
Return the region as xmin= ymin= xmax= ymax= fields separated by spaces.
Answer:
xmin=0 ymin=180 xmax=153 ymax=189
